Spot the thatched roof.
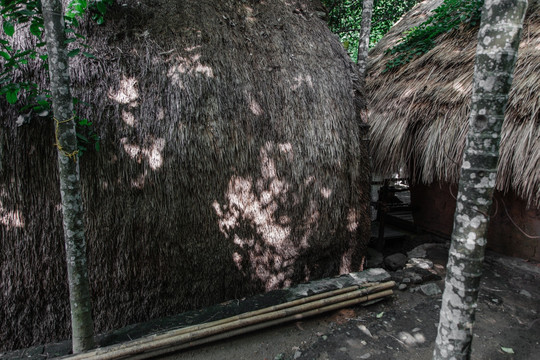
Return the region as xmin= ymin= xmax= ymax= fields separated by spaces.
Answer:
xmin=367 ymin=0 xmax=540 ymax=207
xmin=0 ymin=0 xmax=369 ymax=350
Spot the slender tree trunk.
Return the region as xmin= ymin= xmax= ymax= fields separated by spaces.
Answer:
xmin=357 ymin=0 xmax=374 ymax=81
xmin=433 ymin=1 xmax=528 ymax=359
xmin=41 ymin=0 xmax=95 ymax=353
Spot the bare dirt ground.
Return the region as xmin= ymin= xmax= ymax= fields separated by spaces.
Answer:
xmin=3 ymin=241 xmax=539 ymax=360
xmin=161 ymin=245 xmax=540 ymax=360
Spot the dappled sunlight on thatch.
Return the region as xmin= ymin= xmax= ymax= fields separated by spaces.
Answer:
xmin=120 ymin=137 xmax=165 ymax=171
xmin=167 ymin=50 xmax=215 ymax=86
xmin=0 ymin=201 xmax=25 ymax=229
xmin=108 ymin=76 xmax=139 ymax=105
xmin=0 ymin=0 xmax=370 ymax=350
xmin=212 ymin=141 xmax=354 ymax=291
xmin=367 ymin=0 xmax=540 ymax=207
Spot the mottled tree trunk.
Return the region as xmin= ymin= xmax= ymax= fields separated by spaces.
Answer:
xmin=41 ymin=0 xmax=95 ymax=353
xmin=357 ymin=0 xmax=373 ymax=81
xmin=433 ymin=1 xmax=528 ymax=359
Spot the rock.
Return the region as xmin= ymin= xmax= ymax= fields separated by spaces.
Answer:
xmin=407 ymin=257 xmax=434 ymax=270
xmin=419 ymin=283 xmax=441 ymax=296
xmin=357 ymin=324 xmax=373 ymax=337
xmin=407 ymin=243 xmax=449 ymax=259
xmin=407 ymin=244 xmax=429 ymax=258
xmin=366 ymin=247 xmax=384 ymax=268
xmin=294 ymin=350 xmax=302 ymax=359
xmin=349 ymin=268 xmax=392 ymax=284
xmin=384 ymin=253 xmax=408 ymax=271
xmin=519 ymin=289 xmax=532 ymax=298
xmin=316 ymin=352 xmax=330 ymax=360
xmin=286 ymin=268 xmax=391 ymax=300
xmin=395 ymin=267 xmax=440 ymax=285
xmin=360 ymin=353 xmax=372 ymax=359
xmin=398 ymin=331 xmax=417 ymax=345
xmin=398 ymin=283 xmax=408 ymax=291
xmin=411 ymin=274 xmax=423 ymax=284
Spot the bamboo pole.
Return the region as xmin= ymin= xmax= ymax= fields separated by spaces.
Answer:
xmin=63 ymin=281 xmax=395 ymax=360
xmin=151 ymin=284 xmax=363 ymax=339
xmin=132 ymin=289 xmax=394 ymax=360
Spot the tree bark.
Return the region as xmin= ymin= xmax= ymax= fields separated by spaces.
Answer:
xmin=357 ymin=0 xmax=374 ymax=82
xmin=433 ymin=1 xmax=528 ymax=359
xmin=41 ymin=0 xmax=95 ymax=353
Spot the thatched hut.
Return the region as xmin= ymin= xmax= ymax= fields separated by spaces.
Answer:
xmin=0 ymin=0 xmax=370 ymax=350
xmin=367 ymin=0 xmax=540 ymax=260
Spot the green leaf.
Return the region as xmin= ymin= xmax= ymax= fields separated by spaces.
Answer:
xmin=70 ymin=17 xmax=80 ymax=28
xmin=77 ymin=133 xmax=89 ymax=143
xmin=95 ymin=141 xmax=100 ymax=151
xmin=82 ymin=52 xmax=95 ymax=59
xmin=0 ymin=51 xmax=10 ymax=60
xmin=3 ymin=21 xmax=14 ymax=37
xmin=38 ymin=100 xmax=50 ymax=108
xmin=18 ymin=9 xmax=35 ymax=17
xmin=376 ymin=312 xmax=384 ymax=319
xmin=29 ymin=23 xmax=42 ymax=37
xmin=500 ymin=347 xmax=514 ymax=354
xmin=96 ymin=2 xmax=107 ymax=14
xmin=6 ymin=89 xmax=18 ymax=104
xmin=14 ymin=49 xmax=32 ymax=59
xmin=68 ymin=48 xmax=81 ymax=57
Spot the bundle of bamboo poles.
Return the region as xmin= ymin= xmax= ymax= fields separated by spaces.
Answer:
xmin=62 ymin=281 xmax=395 ymax=360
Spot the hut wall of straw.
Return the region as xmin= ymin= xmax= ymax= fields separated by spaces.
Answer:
xmin=0 ymin=0 xmax=370 ymax=350
xmin=367 ymin=0 xmax=539 ymax=260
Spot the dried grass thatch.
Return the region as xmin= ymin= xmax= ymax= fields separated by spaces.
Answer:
xmin=0 ymin=0 xmax=369 ymax=351
xmin=367 ymin=0 xmax=540 ymax=207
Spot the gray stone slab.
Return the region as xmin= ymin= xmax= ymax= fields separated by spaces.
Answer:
xmin=286 ymin=268 xmax=391 ymax=301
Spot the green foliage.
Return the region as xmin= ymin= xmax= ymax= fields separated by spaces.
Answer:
xmin=1 ymin=0 xmax=46 ymax=106
xmin=322 ymin=0 xmax=419 ymax=62
xmin=384 ymin=0 xmax=483 ymax=71
xmin=76 ymin=116 xmax=101 ymax=154
xmin=89 ymin=0 xmax=113 ymax=25
xmin=0 ymin=0 xmax=112 ymax=154
xmin=371 ymin=0 xmax=420 ymax=46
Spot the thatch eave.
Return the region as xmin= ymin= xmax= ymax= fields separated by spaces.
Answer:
xmin=367 ymin=0 xmax=540 ymax=208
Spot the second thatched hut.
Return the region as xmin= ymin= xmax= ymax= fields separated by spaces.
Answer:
xmin=0 ymin=0 xmax=370 ymax=351
xmin=367 ymin=0 xmax=540 ymax=260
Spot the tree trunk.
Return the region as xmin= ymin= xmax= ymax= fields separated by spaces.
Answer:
xmin=41 ymin=0 xmax=95 ymax=353
xmin=433 ymin=1 xmax=528 ymax=359
xmin=357 ymin=0 xmax=374 ymax=82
